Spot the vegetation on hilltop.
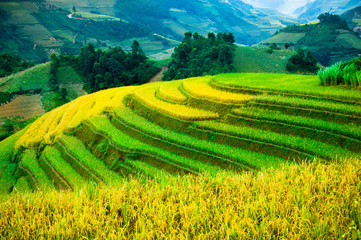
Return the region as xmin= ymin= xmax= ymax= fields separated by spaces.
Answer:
xmin=0 ymin=53 xmax=34 ymax=78
xmin=286 ymin=49 xmax=319 ymax=73
xmin=268 ymin=13 xmax=361 ymax=66
xmin=163 ymin=32 xmax=235 ymax=80
xmin=74 ymin=42 xmax=158 ymax=92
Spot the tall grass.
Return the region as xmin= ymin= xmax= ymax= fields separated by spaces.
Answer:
xmin=318 ymin=62 xmax=361 ymax=87
xmin=1 ymin=159 xmax=360 ymax=239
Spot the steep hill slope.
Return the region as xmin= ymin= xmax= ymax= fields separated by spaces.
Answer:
xmin=0 ymin=73 xmax=360 ymax=194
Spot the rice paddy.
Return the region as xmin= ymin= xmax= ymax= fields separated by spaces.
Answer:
xmin=0 ymin=72 xmax=360 ymax=238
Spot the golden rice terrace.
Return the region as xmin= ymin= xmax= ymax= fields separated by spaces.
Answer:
xmin=1 ymin=73 xmax=360 ymax=193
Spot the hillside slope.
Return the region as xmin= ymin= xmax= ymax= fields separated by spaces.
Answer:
xmin=342 ymin=5 xmax=361 ymax=35
xmin=0 ymin=1 xmax=170 ymax=63
xmin=1 ymin=73 xmax=360 ymax=194
xmin=233 ymin=46 xmax=295 ymax=73
xmin=0 ymin=0 xmax=301 ymax=63
xmin=263 ymin=14 xmax=361 ymax=66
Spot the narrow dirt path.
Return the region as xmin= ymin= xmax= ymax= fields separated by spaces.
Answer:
xmin=148 ymin=66 xmax=168 ymax=83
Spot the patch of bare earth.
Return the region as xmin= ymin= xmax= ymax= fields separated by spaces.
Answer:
xmin=0 ymin=94 xmax=44 ymax=121
xmin=148 ymin=66 xmax=168 ymax=83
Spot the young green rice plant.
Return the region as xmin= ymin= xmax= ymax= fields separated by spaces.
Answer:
xmin=0 ymin=128 xmax=27 ymax=177
xmin=213 ymin=73 xmax=361 ymax=102
xmin=195 ymin=120 xmax=357 ymax=161
xmin=12 ymin=177 xmax=31 ymax=193
xmin=86 ymin=116 xmax=223 ymax=175
xmin=0 ymin=164 xmax=17 ymax=194
xmin=20 ymin=149 xmax=55 ymax=191
xmin=229 ymin=107 xmax=361 ymax=152
xmin=57 ymin=135 xmax=123 ymax=185
xmin=42 ymin=146 xmax=87 ymax=189
xmin=253 ymin=95 xmax=361 ymax=117
xmin=112 ymin=108 xmax=286 ymax=170
xmin=126 ymin=159 xmax=170 ymax=180
xmin=232 ymin=107 xmax=361 ymax=140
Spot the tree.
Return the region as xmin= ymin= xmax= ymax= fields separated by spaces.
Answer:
xmin=60 ymin=88 xmax=68 ymax=101
xmin=208 ymin=32 xmax=216 ymax=40
xmin=287 ymin=49 xmax=318 ymax=73
xmin=72 ymin=6 xmax=76 ymax=13
xmin=163 ymin=32 xmax=235 ymax=80
xmin=284 ymin=42 xmax=290 ymax=49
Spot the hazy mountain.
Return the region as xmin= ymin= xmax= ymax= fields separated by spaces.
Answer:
xmin=112 ymin=0 xmax=299 ymax=45
xmin=242 ymin=0 xmax=315 ymax=15
xmin=294 ymin=0 xmax=361 ymax=21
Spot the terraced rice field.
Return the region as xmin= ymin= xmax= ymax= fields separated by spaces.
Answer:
xmin=2 ymin=73 xmax=360 ymax=194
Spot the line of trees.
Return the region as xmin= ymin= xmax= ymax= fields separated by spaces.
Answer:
xmin=0 ymin=53 xmax=34 ymax=78
xmin=163 ymin=32 xmax=236 ymax=80
xmin=287 ymin=49 xmax=319 ymax=73
xmin=76 ymin=41 xmax=158 ymax=92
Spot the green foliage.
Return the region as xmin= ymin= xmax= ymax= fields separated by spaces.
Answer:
xmin=270 ymin=13 xmax=361 ymax=66
xmin=270 ymin=43 xmax=280 ymax=50
xmin=318 ymin=58 xmax=361 ymax=87
xmin=0 ymin=117 xmax=36 ymax=142
xmin=0 ymin=92 xmax=13 ymax=105
xmin=317 ymin=12 xmax=350 ymax=30
xmin=77 ymin=43 xmax=158 ymax=92
xmin=163 ymin=32 xmax=235 ymax=80
xmin=0 ymin=53 xmax=34 ymax=78
xmin=286 ymin=49 xmax=319 ymax=73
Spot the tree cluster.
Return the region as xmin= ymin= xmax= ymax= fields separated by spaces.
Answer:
xmin=76 ymin=41 xmax=158 ymax=92
xmin=0 ymin=53 xmax=34 ymax=78
xmin=163 ymin=32 xmax=235 ymax=80
xmin=286 ymin=49 xmax=319 ymax=73
xmin=317 ymin=13 xmax=350 ymax=30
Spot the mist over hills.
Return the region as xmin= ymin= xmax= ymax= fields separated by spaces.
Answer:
xmin=294 ymin=0 xmax=361 ymax=21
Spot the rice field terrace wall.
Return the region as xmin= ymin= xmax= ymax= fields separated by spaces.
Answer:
xmin=1 ymin=73 xmax=360 ymax=193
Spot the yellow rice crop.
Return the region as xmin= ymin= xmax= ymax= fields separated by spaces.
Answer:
xmin=182 ymin=77 xmax=254 ymax=104
xmin=133 ymin=85 xmax=219 ymax=121
xmin=1 ymin=159 xmax=360 ymax=239
xmin=157 ymin=80 xmax=188 ymax=103
xmin=16 ymin=86 xmax=137 ymax=148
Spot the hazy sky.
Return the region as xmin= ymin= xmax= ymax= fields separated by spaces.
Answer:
xmin=241 ymin=0 xmax=316 ymax=15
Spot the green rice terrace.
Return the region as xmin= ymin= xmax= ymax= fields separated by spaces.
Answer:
xmin=0 ymin=73 xmax=360 ymax=194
